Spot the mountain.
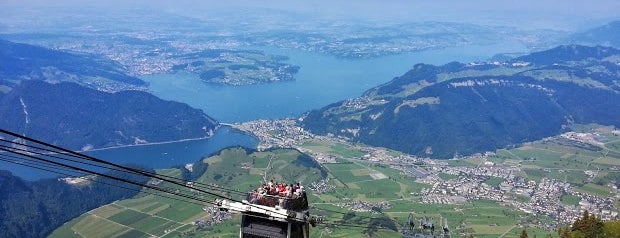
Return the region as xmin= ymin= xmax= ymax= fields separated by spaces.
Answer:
xmin=570 ymin=20 xmax=620 ymax=48
xmin=513 ymin=44 xmax=620 ymax=66
xmin=0 ymin=39 xmax=218 ymax=151
xmin=0 ymin=39 xmax=146 ymax=92
xmin=301 ymin=45 xmax=620 ymax=158
xmin=0 ymin=80 xmax=218 ymax=151
xmin=0 ymin=168 xmax=152 ymax=238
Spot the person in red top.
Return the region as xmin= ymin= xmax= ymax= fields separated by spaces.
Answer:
xmin=278 ymin=183 xmax=287 ymax=196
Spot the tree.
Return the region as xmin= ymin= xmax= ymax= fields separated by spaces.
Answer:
xmin=603 ymin=220 xmax=620 ymax=238
xmin=572 ymin=210 xmax=603 ymax=237
xmin=520 ymin=229 xmax=529 ymax=238
xmin=559 ymin=227 xmax=571 ymax=238
xmin=558 ymin=210 xmax=611 ymax=238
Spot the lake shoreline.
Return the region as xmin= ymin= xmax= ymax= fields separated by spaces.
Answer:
xmin=6 ymin=126 xmax=258 ymax=181
xmin=80 ymin=136 xmax=212 ymax=153
xmin=143 ymin=42 xmax=529 ymax=122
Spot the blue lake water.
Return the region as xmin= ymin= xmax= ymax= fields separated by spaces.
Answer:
xmin=143 ymin=42 xmax=528 ymax=123
xmin=2 ymin=126 xmax=257 ymax=180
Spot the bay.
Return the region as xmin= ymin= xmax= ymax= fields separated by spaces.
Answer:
xmin=2 ymin=126 xmax=257 ymax=180
xmin=143 ymin=41 xmax=528 ymax=122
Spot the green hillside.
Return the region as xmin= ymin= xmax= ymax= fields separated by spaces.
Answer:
xmin=0 ymin=166 xmax=153 ymax=238
xmin=0 ymin=80 xmax=218 ymax=151
xmin=51 ymin=132 xmax=620 ymax=238
xmin=302 ymin=45 xmax=620 ymax=158
xmin=49 ymin=147 xmax=333 ymax=238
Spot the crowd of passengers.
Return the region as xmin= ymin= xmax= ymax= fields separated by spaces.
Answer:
xmin=248 ymin=179 xmax=305 ymax=209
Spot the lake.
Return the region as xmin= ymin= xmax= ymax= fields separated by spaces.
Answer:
xmin=143 ymin=41 xmax=528 ymax=122
xmin=4 ymin=41 xmax=527 ymax=180
xmin=2 ymin=126 xmax=257 ymax=180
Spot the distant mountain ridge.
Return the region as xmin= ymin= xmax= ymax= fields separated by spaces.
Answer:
xmin=301 ymin=45 xmax=620 ymax=158
xmin=0 ymin=38 xmax=146 ymax=92
xmin=0 ymin=39 xmax=219 ymax=151
xmin=513 ymin=44 xmax=620 ymax=65
xmin=570 ymin=20 xmax=620 ymax=48
xmin=0 ymin=80 xmax=218 ymax=151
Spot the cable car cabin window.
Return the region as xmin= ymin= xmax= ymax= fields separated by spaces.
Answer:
xmin=241 ymin=213 xmax=287 ymax=238
xmin=289 ymin=222 xmax=304 ymax=237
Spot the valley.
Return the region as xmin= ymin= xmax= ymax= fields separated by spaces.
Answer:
xmin=3 ymin=40 xmax=620 ymax=237
xmin=50 ymin=120 xmax=620 ymax=238
xmin=2 ymin=3 xmax=620 ymax=237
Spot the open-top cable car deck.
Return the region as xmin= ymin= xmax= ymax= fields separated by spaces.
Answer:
xmin=216 ymin=181 xmax=315 ymax=238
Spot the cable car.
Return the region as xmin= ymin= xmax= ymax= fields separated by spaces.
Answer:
xmin=216 ymin=187 xmax=315 ymax=238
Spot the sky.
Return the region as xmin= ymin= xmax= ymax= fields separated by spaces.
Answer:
xmin=252 ymin=0 xmax=620 ymax=28
xmin=1 ymin=0 xmax=620 ymax=30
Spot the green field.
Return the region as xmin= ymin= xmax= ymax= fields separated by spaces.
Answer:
xmin=51 ymin=147 xmax=426 ymax=237
xmin=196 ymin=148 xmax=326 ymax=192
xmin=301 ymin=140 xmax=368 ymax=159
xmin=607 ymin=140 xmax=620 ymax=152
xmin=354 ymin=179 xmax=401 ymax=200
xmin=331 ymin=143 xmax=367 ymax=158
xmin=438 ymin=172 xmax=458 ymax=180
xmin=484 ymin=177 xmax=504 ymax=187
xmin=447 ymin=157 xmax=482 ymax=167
xmin=593 ymin=156 xmax=620 ymax=166
xmin=561 ymin=194 xmax=581 ymax=206
xmin=324 ymin=163 xmax=371 ymax=183
xmin=575 ymin=183 xmax=615 ymax=197
xmin=51 ymin=148 xmax=334 ymax=238
xmin=51 ymin=127 xmax=620 ymax=237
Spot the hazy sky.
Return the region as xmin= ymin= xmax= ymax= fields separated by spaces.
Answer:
xmin=2 ymin=0 xmax=620 ymax=30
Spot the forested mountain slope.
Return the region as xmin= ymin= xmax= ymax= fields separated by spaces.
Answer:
xmin=302 ymin=45 xmax=620 ymax=158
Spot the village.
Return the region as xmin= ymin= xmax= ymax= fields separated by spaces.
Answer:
xmin=231 ymin=119 xmax=620 ymax=230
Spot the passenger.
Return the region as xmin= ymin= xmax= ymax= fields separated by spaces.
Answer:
xmin=251 ymin=179 xmax=308 ymax=209
xmin=269 ymin=185 xmax=277 ymax=195
xmin=293 ymin=183 xmax=300 ymax=191
xmin=249 ymin=190 xmax=259 ymax=204
xmin=286 ymin=184 xmax=292 ymax=195
xmin=278 ymin=183 xmax=287 ymax=196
